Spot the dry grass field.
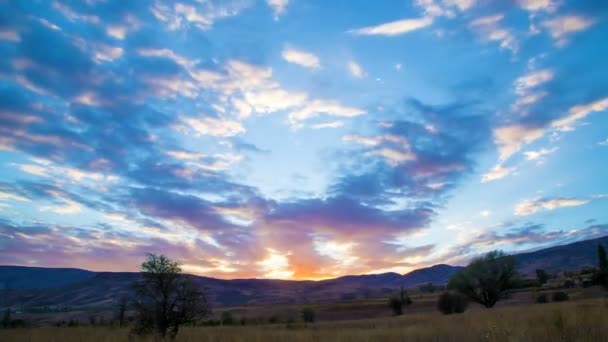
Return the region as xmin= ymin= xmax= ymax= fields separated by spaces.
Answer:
xmin=3 ymin=297 xmax=608 ymax=342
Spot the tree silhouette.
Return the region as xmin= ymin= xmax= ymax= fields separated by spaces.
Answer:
xmin=448 ymin=250 xmax=517 ymax=308
xmin=597 ymin=244 xmax=608 ymax=288
xmin=131 ymin=254 xmax=210 ymax=339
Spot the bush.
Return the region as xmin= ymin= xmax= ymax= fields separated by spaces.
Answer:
xmin=301 ymin=307 xmax=315 ymax=323
xmin=535 ymin=293 xmax=549 ymax=304
xmin=437 ymin=292 xmax=468 ymax=314
xmin=268 ymin=314 xmax=281 ymax=324
xmin=388 ymin=286 xmax=412 ymax=315
xmin=221 ymin=311 xmax=234 ymax=325
xmin=552 ymin=291 xmax=569 ymax=302
xmin=562 ymin=279 xmax=576 ymax=288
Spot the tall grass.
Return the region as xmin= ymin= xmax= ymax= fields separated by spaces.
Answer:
xmin=2 ymin=298 xmax=607 ymax=341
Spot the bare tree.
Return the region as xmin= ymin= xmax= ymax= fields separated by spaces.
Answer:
xmin=131 ymin=253 xmax=210 ymax=339
xmin=448 ymin=250 xmax=517 ymax=308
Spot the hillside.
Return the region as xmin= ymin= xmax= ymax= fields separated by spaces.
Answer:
xmin=1 ymin=235 xmax=606 ymax=308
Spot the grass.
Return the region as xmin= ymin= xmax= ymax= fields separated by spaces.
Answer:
xmin=2 ymin=298 xmax=608 ymax=341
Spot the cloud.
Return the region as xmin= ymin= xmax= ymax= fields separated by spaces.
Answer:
xmin=493 ymin=124 xmax=545 ymax=162
xmin=514 ymin=69 xmax=554 ymax=96
xmin=311 ymin=121 xmax=344 ymax=129
xmin=415 ymin=0 xmax=476 ymax=18
xmin=542 ymin=15 xmax=594 ymax=46
xmin=481 ymin=164 xmax=515 ymax=183
xmin=514 ymin=197 xmax=589 ymax=216
xmin=267 ymin=0 xmax=289 ymax=18
xmin=347 ymin=60 xmax=365 ymax=78
xmin=151 ymin=1 xmax=250 ymax=31
xmin=469 ymin=14 xmax=518 ymax=54
xmin=288 ymin=100 xmax=365 ymax=127
xmin=282 ymin=47 xmax=320 ymax=69
xmin=178 ymin=116 xmax=245 ymax=137
xmin=517 ymin=0 xmax=557 ymax=12
xmin=350 ymin=17 xmax=433 ymax=36
xmin=551 ymin=97 xmax=608 ymax=131
xmin=523 ymin=147 xmax=557 ymax=161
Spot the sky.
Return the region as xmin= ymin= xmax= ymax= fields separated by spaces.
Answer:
xmin=0 ymin=0 xmax=607 ymax=280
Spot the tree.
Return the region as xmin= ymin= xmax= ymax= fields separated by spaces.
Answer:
xmin=301 ymin=307 xmax=315 ymax=323
xmin=131 ymin=254 xmax=210 ymax=339
xmin=1 ymin=308 xmax=10 ymax=328
xmin=597 ymin=244 xmax=608 ymax=288
xmin=388 ymin=286 xmax=412 ymax=315
xmin=115 ymin=296 xmax=129 ymax=327
xmin=448 ymin=250 xmax=518 ymax=308
xmin=536 ymin=269 xmax=549 ymax=285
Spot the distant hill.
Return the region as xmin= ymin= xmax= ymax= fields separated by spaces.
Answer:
xmin=0 ymin=266 xmax=95 ymax=290
xmin=1 ymin=235 xmax=606 ymax=308
xmin=515 ymin=235 xmax=608 ymax=275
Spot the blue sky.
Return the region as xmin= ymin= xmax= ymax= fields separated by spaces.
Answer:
xmin=0 ymin=0 xmax=607 ymax=279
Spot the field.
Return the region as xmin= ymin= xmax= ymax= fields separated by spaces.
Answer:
xmin=3 ymin=290 xmax=608 ymax=341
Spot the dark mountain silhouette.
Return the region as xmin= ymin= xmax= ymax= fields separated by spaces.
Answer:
xmin=515 ymin=235 xmax=608 ymax=275
xmin=1 ymin=235 xmax=606 ymax=308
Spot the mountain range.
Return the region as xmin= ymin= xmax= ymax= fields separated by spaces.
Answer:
xmin=1 ymin=235 xmax=606 ymax=309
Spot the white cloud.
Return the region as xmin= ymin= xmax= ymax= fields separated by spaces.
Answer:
xmin=369 ymin=148 xmax=415 ymax=164
xmin=267 ymin=0 xmax=288 ymax=19
xmin=493 ymin=124 xmax=545 ymax=162
xmin=106 ymin=25 xmax=127 ymax=39
xmin=416 ymin=0 xmax=476 ymax=18
xmin=342 ymin=134 xmax=383 ymax=146
xmin=523 ymin=147 xmax=557 ymax=161
xmin=348 ymin=60 xmax=365 ymax=78
xmin=542 ymin=15 xmax=594 ymax=46
xmin=350 ymin=17 xmax=433 ymax=36
xmin=469 ymin=15 xmax=518 ymax=53
xmin=479 ymin=210 xmax=492 ymax=217
xmin=180 ymin=116 xmax=245 ymax=137
xmin=288 ymin=100 xmax=365 ymax=126
xmin=244 ymin=88 xmax=307 ymax=114
xmin=0 ymin=191 xmax=29 ymax=202
xmin=18 ymin=164 xmax=47 ymax=176
xmin=551 ymin=97 xmax=608 ymax=131
xmin=598 ymin=138 xmax=608 ymax=147
xmin=514 ymin=197 xmax=588 ymax=216
xmin=395 ymin=63 xmax=403 ymax=71
xmin=151 ymin=1 xmax=249 ymax=31
xmin=93 ymin=45 xmax=124 ymax=63
xmin=514 ymin=69 xmax=554 ymax=96
xmin=311 ymin=121 xmax=344 ymax=129
xmin=282 ymin=47 xmax=320 ymax=69
xmin=517 ymin=0 xmax=557 ymax=12
xmin=41 ymin=199 xmax=82 ymax=215
xmin=481 ymin=164 xmax=516 ymax=182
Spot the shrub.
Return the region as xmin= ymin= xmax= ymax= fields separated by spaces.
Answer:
xmin=437 ymin=292 xmax=469 ymax=314
xmin=301 ymin=307 xmax=315 ymax=323
xmin=562 ymin=280 xmax=576 ymax=288
xmin=535 ymin=293 xmax=549 ymax=304
xmin=388 ymin=286 xmax=412 ymax=315
xmin=536 ymin=269 xmax=549 ymax=285
xmin=221 ymin=311 xmax=234 ymax=325
xmin=268 ymin=314 xmax=281 ymax=324
xmin=552 ymin=291 xmax=569 ymax=302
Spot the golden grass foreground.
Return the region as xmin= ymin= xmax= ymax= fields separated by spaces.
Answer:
xmin=2 ymin=298 xmax=608 ymax=342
